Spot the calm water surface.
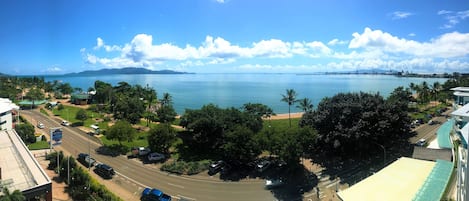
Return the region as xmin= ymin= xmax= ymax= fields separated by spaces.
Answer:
xmin=45 ymin=74 xmax=447 ymax=114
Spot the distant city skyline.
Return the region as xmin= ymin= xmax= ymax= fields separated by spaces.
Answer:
xmin=0 ymin=0 xmax=468 ymax=75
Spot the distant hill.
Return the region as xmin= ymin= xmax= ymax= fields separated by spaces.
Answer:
xmin=64 ymin=67 xmax=192 ymax=76
xmin=324 ymin=68 xmax=399 ymax=75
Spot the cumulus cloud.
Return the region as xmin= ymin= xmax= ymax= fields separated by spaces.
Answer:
xmin=349 ymin=27 xmax=469 ymax=58
xmin=44 ymin=66 xmax=63 ymax=73
xmin=82 ymin=29 xmax=469 ymax=73
xmin=438 ymin=9 xmax=469 ymax=29
xmin=390 ymin=11 xmax=413 ymax=20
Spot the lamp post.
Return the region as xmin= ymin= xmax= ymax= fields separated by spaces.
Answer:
xmin=372 ymin=141 xmax=386 ymax=166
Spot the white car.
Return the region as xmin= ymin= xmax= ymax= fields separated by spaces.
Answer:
xmin=416 ymin=138 xmax=426 ymax=146
xmin=265 ymin=178 xmax=284 ymax=189
xmin=148 ymin=152 xmax=165 ymax=162
xmin=37 ymin=122 xmax=45 ymax=129
xmin=61 ymin=120 xmax=70 ymax=126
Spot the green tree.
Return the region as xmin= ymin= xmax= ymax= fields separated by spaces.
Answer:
xmin=94 ymin=80 xmax=112 ymax=104
xmin=75 ymin=109 xmax=88 ymax=123
xmin=57 ymin=83 xmax=74 ymax=95
xmin=147 ymin=123 xmax=177 ymax=154
xmin=106 ymin=120 xmax=135 ymax=146
xmin=15 ymin=123 xmax=36 ymax=144
xmin=25 ymin=87 xmax=44 ymax=108
xmin=222 ymin=126 xmax=261 ymax=163
xmin=160 ymin=92 xmax=173 ymax=107
xmin=113 ymin=95 xmax=145 ymax=124
xmin=296 ymin=98 xmax=313 ymax=112
xmin=0 ymin=187 xmax=26 ymax=201
xmin=275 ymin=127 xmax=317 ymax=164
xmin=156 ymin=105 xmax=177 ymax=123
xmin=242 ymin=103 xmax=275 ymax=119
xmin=281 ymin=89 xmax=298 ymax=127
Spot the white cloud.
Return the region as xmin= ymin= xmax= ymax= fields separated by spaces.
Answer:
xmin=43 ymin=66 xmax=63 ymax=73
xmin=215 ymin=0 xmax=225 ymax=3
xmin=328 ymin=39 xmax=348 ymax=46
xmin=349 ymin=27 xmax=469 ymax=58
xmin=408 ymin=33 xmax=416 ymax=37
xmin=438 ymin=9 xmax=469 ymax=29
xmin=82 ymin=30 xmax=469 ymax=73
xmin=390 ymin=11 xmax=413 ymax=20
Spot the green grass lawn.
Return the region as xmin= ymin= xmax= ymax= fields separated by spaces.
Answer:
xmin=28 ymin=141 xmax=50 ymax=150
xmin=99 ymin=131 xmax=149 ymax=149
xmin=263 ymin=117 xmax=301 ymax=131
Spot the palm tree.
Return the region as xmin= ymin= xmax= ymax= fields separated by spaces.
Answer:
xmin=430 ymin=82 xmax=441 ymax=102
xmin=0 ymin=187 xmax=26 ymax=201
xmin=297 ymin=98 xmax=313 ymax=113
xmin=281 ymin=89 xmax=298 ymax=127
xmin=160 ymin=92 xmax=173 ymax=107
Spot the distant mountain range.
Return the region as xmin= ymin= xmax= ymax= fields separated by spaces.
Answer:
xmin=64 ymin=67 xmax=192 ymax=76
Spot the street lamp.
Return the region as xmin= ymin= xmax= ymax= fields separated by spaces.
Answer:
xmin=372 ymin=141 xmax=386 ymax=166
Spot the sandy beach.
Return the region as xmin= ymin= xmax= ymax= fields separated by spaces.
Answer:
xmin=267 ymin=112 xmax=304 ymax=120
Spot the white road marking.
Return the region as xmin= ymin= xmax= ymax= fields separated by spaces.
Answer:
xmin=167 ymin=182 xmax=185 ymax=189
xmin=176 ymin=194 xmax=196 ymax=200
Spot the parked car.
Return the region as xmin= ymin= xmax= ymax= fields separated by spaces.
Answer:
xmin=37 ymin=122 xmax=45 ymax=129
xmin=94 ymin=163 xmax=115 ymax=179
xmin=256 ymin=159 xmax=272 ymax=172
xmin=416 ymin=138 xmax=426 ymax=147
xmin=141 ymin=188 xmax=171 ymax=201
xmin=265 ymin=178 xmax=284 ymax=189
xmin=148 ymin=152 xmax=165 ymax=162
xmin=61 ymin=120 xmax=70 ymax=126
xmin=208 ymin=160 xmax=225 ymax=175
xmin=77 ymin=153 xmax=96 ymax=167
xmin=131 ymin=147 xmax=151 ymax=157
xmin=96 ymin=146 xmax=120 ymax=157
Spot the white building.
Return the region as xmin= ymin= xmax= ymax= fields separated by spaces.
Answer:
xmin=452 ymin=87 xmax=469 ymax=108
xmin=451 ymin=89 xmax=469 ymax=201
xmin=0 ymin=98 xmax=19 ymax=130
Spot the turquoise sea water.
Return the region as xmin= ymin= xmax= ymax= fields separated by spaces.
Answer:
xmin=44 ymin=74 xmax=447 ymax=114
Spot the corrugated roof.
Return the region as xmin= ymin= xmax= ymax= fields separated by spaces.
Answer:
xmin=412 ymin=160 xmax=453 ymax=201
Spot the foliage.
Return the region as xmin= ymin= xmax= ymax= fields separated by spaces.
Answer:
xmin=180 ymin=104 xmax=263 ymax=151
xmin=296 ymin=98 xmax=314 ymax=112
xmin=242 ymin=103 xmax=275 ymax=118
xmin=147 ymin=123 xmax=177 ymax=154
xmin=156 ymin=105 xmax=177 ymax=123
xmin=25 ymin=87 xmax=45 ymax=107
xmin=57 ymin=82 xmax=74 ymax=95
xmin=106 ymin=120 xmax=136 ymax=146
xmin=75 ymin=109 xmax=88 ymax=123
xmin=112 ymin=93 xmax=145 ymax=124
xmin=222 ymin=126 xmax=261 ymax=163
xmin=160 ymin=160 xmax=210 ymax=175
xmin=300 ymin=92 xmax=410 ymax=158
xmin=15 ymin=123 xmax=36 ymax=144
xmin=28 ymin=140 xmax=50 ymax=150
xmin=94 ymin=80 xmax=113 ymax=104
xmin=0 ymin=187 xmax=25 ymax=201
xmin=281 ymin=89 xmax=298 ymax=127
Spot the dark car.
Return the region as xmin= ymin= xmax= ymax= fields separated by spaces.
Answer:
xmin=96 ymin=146 xmax=120 ymax=157
xmin=256 ymin=159 xmax=272 ymax=172
xmin=77 ymin=153 xmax=96 ymax=167
xmin=141 ymin=188 xmax=171 ymax=201
xmin=208 ymin=160 xmax=225 ymax=175
xmin=94 ymin=163 xmax=115 ymax=179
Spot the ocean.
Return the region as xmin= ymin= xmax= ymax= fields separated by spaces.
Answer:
xmin=44 ymin=74 xmax=447 ymax=114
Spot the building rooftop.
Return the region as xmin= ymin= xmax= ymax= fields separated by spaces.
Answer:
xmin=451 ymin=106 xmax=469 ymax=146
xmin=0 ymin=129 xmax=51 ymax=196
xmin=0 ymin=98 xmax=19 ymax=114
xmin=337 ymin=157 xmax=435 ymax=201
xmin=451 ymin=87 xmax=469 ymax=92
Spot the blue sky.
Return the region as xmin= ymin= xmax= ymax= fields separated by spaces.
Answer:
xmin=1 ymin=0 xmax=468 ymax=75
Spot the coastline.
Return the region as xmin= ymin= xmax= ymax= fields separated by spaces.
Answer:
xmin=267 ymin=112 xmax=304 ymax=120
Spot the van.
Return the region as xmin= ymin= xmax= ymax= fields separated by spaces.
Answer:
xmin=61 ymin=120 xmax=70 ymax=126
xmin=94 ymin=163 xmax=115 ymax=179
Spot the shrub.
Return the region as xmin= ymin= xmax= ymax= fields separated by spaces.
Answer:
xmin=57 ymin=104 xmax=64 ymax=110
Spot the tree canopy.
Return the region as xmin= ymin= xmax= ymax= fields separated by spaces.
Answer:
xmin=300 ymin=91 xmax=410 ymax=158
xmin=147 ymin=123 xmax=177 ymax=154
xmin=106 ymin=120 xmax=136 ymax=145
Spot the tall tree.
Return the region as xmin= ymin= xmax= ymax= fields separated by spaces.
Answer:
xmin=160 ymin=92 xmax=173 ymax=107
xmin=147 ymin=123 xmax=177 ymax=154
xmin=0 ymin=187 xmax=26 ymax=201
xmin=296 ymin=98 xmax=313 ymax=112
xmin=75 ymin=109 xmax=88 ymax=123
xmin=281 ymin=89 xmax=298 ymax=127
xmin=106 ymin=120 xmax=135 ymax=146
xmin=25 ymin=87 xmax=44 ymax=108
xmin=222 ymin=126 xmax=261 ymax=163
xmin=156 ymin=105 xmax=177 ymax=123
xmin=15 ymin=123 xmax=36 ymax=144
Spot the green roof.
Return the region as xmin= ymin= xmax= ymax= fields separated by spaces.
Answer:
xmin=71 ymin=93 xmax=90 ymax=99
xmin=412 ymin=160 xmax=453 ymax=201
xmin=436 ymin=119 xmax=453 ymax=149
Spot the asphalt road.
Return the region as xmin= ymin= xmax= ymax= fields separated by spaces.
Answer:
xmin=23 ymin=110 xmax=276 ymax=201
xmin=409 ymin=109 xmax=452 ymax=144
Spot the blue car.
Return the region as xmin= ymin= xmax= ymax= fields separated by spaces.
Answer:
xmin=141 ymin=188 xmax=171 ymax=201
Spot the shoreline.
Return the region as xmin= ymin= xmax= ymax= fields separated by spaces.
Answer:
xmin=266 ymin=112 xmax=304 ymax=120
